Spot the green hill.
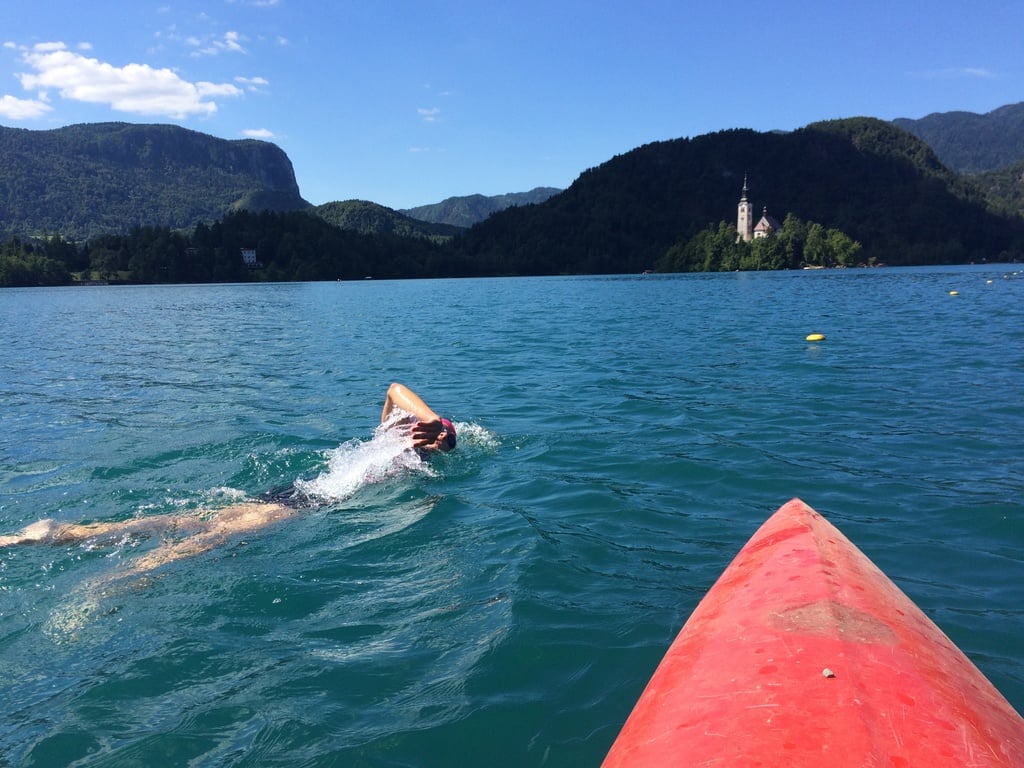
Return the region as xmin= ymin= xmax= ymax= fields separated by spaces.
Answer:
xmin=401 ymin=187 xmax=562 ymax=227
xmin=311 ymin=200 xmax=463 ymax=242
xmin=450 ymin=118 xmax=1023 ymax=275
xmin=0 ymin=122 xmax=310 ymax=240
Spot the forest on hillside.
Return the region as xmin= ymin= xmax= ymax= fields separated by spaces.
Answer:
xmin=0 ymin=123 xmax=308 ymax=241
xmin=2 ymin=119 xmax=1024 ymax=287
xmin=450 ymin=119 xmax=1022 ymax=275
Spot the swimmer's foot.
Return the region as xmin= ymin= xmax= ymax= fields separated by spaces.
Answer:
xmin=0 ymin=519 xmax=57 ymax=547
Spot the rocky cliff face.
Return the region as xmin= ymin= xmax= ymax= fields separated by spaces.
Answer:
xmin=0 ymin=122 xmax=309 ymax=239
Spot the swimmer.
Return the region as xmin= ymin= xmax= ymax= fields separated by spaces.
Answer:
xmin=0 ymin=383 xmax=454 ymax=577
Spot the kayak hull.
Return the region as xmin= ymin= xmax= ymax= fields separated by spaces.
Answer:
xmin=603 ymin=498 xmax=1024 ymax=767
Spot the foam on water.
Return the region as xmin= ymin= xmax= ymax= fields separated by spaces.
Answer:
xmin=291 ymin=414 xmax=493 ymax=503
xmin=296 ymin=414 xmax=434 ymax=501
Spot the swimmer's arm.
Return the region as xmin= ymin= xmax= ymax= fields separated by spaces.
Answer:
xmin=381 ymin=384 xmax=449 ymax=449
xmin=382 ymin=382 xmax=441 ymax=424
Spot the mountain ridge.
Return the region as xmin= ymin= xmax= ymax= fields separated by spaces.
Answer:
xmin=3 ymin=116 xmax=1023 ymax=287
xmin=449 ymin=118 xmax=1021 ymax=274
xmin=893 ymin=102 xmax=1024 ymax=174
xmin=311 ymin=199 xmax=464 ymax=241
xmin=0 ymin=122 xmax=309 ymax=240
xmin=3 ymin=107 xmax=1024 ymax=271
xmin=400 ymin=187 xmax=562 ymax=228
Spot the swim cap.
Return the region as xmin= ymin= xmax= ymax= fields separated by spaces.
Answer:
xmin=440 ymin=418 xmax=457 ymax=450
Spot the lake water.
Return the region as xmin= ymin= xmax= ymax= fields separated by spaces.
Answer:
xmin=1 ymin=266 xmax=1022 ymax=766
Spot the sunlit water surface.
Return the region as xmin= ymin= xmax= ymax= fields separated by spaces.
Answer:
xmin=1 ymin=266 xmax=1022 ymax=766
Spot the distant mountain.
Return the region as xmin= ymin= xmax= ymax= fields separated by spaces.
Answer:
xmin=893 ymin=103 xmax=1024 ymax=174
xmin=450 ymin=118 xmax=1022 ymax=274
xmin=311 ymin=200 xmax=464 ymax=242
xmin=401 ymin=187 xmax=562 ymax=228
xmin=0 ymin=122 xmax=310 ymax=239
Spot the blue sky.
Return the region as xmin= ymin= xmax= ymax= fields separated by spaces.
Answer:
xmin=1 ymin=1 xmax=1020 ymax=210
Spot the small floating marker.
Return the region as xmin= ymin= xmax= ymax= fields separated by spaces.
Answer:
xmin=805 ymin=333 xmax=826 ymax=342
xmin=948 ymin=290 xmax=959 ymax=296
xmin=986 ymin=280 xmax=993 ymax=284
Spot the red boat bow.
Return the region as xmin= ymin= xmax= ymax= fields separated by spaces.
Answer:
xmin=603 ymin=498 xmax=1024 ymax=767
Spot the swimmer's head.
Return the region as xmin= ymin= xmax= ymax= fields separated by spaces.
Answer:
xmin=440 ymin=418 xmax=457 ymax=451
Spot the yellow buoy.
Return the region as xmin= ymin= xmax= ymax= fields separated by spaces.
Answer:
xmin=949 ymin=290 xmax=959 ymax=296
xmin=806 ymin=333 xmax=826 ymax=342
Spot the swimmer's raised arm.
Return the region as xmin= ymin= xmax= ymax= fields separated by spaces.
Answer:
xmin=382 ymin=382 xmax=441 ymax=423
xmin=381 ymin=382 xmax=456 ymax=452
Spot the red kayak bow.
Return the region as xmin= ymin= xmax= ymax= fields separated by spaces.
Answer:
xmin=603 ymin=498 xmax=1024 ymax=767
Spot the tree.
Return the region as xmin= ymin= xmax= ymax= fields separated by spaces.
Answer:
xmin=827 ymin=229 xmax=862 ymax=266
xmin=803 ymin=223 xmax=827 ymax=267
xmin=0 ymin=237 xmax=72 ymax=286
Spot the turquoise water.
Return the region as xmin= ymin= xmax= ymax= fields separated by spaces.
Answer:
xmin=1 ymin=266 xmax=1022 ymax=766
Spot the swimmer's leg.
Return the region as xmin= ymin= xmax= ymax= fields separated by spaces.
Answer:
xmin=118 ymin=502 xmax=295 ymax=578
xmin=42 ymin=502 xmax=294 ymax=639
xmin=0 ymin=515 xmax=179 ymax=548
xmin=0 ymin=519 xmax=59 ymax=547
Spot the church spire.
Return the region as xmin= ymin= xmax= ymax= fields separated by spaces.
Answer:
xmin=737 ymin=174 xmax=753 ymax=243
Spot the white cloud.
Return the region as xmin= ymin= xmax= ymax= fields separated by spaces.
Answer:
xmin=0 ymin=93 xmax=52 ymax=119
xmin=418 ymin=107 xmax=441 ymax=122
xmin=911 ymin=66 xmax=997 ymax=80
xmin=189 ymin=31 xmax=248 ymax=57
xmin=242 ymin=128 xmax=275 ymax=138
xmin=222 ymin=31 xmax=245 ymax=53
xmin=15 ymin=42 xmax=242 ymax=119
xmin=236 ymin=75 xmax=269 ymax=92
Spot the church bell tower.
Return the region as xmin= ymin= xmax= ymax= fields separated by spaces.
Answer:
xmin=737 ymin=175 xmax=753 ymax=243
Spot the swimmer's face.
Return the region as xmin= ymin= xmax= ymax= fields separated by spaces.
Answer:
xmin=425 ymin=428 xmax=454 ymax=453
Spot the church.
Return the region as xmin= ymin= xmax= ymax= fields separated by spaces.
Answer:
xmin=736 ymin=176 xmax=781 ymax=242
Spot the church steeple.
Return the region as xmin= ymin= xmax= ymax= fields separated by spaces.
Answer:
xmin=737 ymin=174 xmax=753 ymax=243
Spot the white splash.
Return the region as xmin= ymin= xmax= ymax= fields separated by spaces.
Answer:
xmin=295 ymin=415 xmax=432 ymax=502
